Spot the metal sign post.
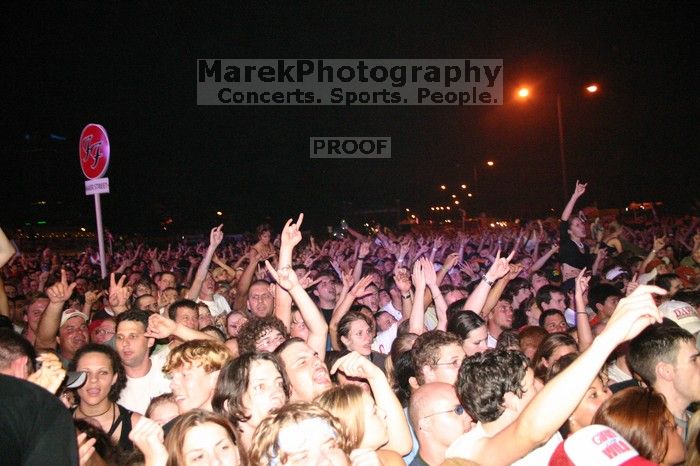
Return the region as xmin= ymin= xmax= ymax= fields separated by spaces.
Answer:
xmin=79 ymin=124 xmax=111 ymax=279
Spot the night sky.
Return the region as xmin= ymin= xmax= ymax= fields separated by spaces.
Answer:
xmin=2 ymin=2 xmax=697 ymax=235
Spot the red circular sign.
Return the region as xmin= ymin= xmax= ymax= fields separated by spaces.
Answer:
xmin=79 ymin=124 xmax=110 ymax=179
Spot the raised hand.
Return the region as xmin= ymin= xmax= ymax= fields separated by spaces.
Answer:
xmin=421 ymin=257 xmax=438 ymax=287
xmin=459 ymin=261 xmax=478 ymax=279
xmin=573 ymin=180 xmax=588 ymax=198
xmin=84 ymin=290 xmax=104 ymax=307
xmin=76 ymin=432 xmax=97 ymax=466
xmin=653 ymin=236 xmax=666 ymax=252
xmin=129 ymin=417 xmax=168 ymax=466
xmin=209 ymin=224 xmax=224 ymax=249
xmin=412 ymin=258 xmax=426 ymax=290
xmin=27 ymin=352 xmax=66 ymax=394
xmin=264 ymin=261 xmax=300 ymax=291
xmin=341 ymin=270 xmax=355 ymax=290
xmin=443 ymin=252 xmax=460 ymax=271
xmin=393 ymin=266 xmax=412 ymax=293
xmin=281 ymin=213 xmax=304 ymax=249
xmin=358 ymin=241 xmax=371 ymax=259
xmin=485 ymin=249 xmax=514 ymax=281
xmin=575 ymin=268 xmax=591 ymax=296
xmin=108 ymin=273 xmax=131 ymax=309
xmin=331 ymin=351 xmax=381 ymax=381
xmin=626 ymin=273 xmax=640 ymax=296
xmin=46 ymin=269 xmax=77 ymax=304
xmin=350 ymin=275 xmax=374 ymax=298
xmin=144 ymin=313 xmax=178 ymax=339
xmin=505 ymin=263 xmax=524 ymax=281
xmin=604 ymin=285 xmax=666 ymax=343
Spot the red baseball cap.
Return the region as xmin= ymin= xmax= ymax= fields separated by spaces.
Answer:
xmin=549 ymin=425 xmax=659 ymax=466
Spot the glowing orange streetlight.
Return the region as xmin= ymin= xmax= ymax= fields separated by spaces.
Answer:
xmin=486 ymin=161 xmax=494 ymax=167
xmin=586 ymin=84 xmax=598 ymax=93
xmin=517 ymin=87 xmax=530 ymax=98
xmin=460 ymin=184 xmax=467 ymax=189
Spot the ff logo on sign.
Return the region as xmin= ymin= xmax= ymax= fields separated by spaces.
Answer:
xmin=310 ymin=137 xmax=391 ymax=159
xmin=79 ymin=124 xmax=111 ymax=180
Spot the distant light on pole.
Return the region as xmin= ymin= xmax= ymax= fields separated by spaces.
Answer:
xmin=451 ymin=194 xmax=457 ymax=199
xmin=405 ymin=208 xmax=410 ymax=212
xmin=216 ymin=211 xmax=223 ymax=216
xmin=517 ymin=87 xmax=530 ymax=98
xmin=585 ymin=84 xmax=599 ymax=93
xmin=440 ymin=185 xmax=446 ymax=190
xmin=467 ymin=193 xmax=473 ymax=197
xmin=486 ymin=161 xmax=494 ymax=167
xmin=460 ymin=184 xmax=467 ymax=189
xmin=454 ymin=200 xmax=460 ymax=205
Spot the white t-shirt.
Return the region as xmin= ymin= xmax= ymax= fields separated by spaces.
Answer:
xmin=197 ymin=294 xmax=231 ymax=318
xmin=372 ymin=323 xmax=398 ymax=354
xmin=486 ymin=333 xmax=498 ymax=349
xmin=118 ymin=355 xmax=172 ymax=415
xmin=446 ymin=421 xmax=562 ymax=465
xmin=380 ymin=302 xmax=403 ymax=321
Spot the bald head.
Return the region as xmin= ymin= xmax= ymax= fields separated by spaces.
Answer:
xmin=409 ymin=382 xmax=455 ymax=427
xmin=409 ymin=382 xmax=472 ymax=456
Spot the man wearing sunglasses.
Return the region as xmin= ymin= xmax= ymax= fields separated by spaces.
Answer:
xmin=408 ymin=382 xmax=472 ymax=465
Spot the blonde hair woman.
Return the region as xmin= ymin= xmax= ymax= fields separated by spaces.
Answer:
xmin=316 ymin=384 xmax=404 ymax=465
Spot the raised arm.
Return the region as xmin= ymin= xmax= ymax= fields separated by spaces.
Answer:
xmin=392 ymin=266 xmax=413 ymax=323
xmin=561 ymin=180 xmax=587 ymax=222
xmin=272 ymin=215 xmax=303 ymax=329
xmin=266 ymin=260 xmax=328 ymax=360
xmin=186 ymin=225 xmax=224 ymax=300
xmin=345 ymin=224 xmax=370 ymax=243
xmin=423 ymin=258 xmax=448 ymax=331
xmin=463 ymin=250 xmax=512 ymax=316
xmin=529 ymin=244 xmax=559 ymax=274
xmin=0 ymin=275 xmax=9 ymax=318
xmin=640 ymin=236 xmax=665 ymax=274
xmin=409 ymin=259 xmax=427 ymax=335
xmin=145 ymin=313 xmax=217 ymax=342
xmin=36 ymin=270 xmax=76 ymax=351
xmin=574 ymin=268 xmax=594 ymax=351
xmin=234 ymin=248 xmax=262 ymax=311
xmin=353 ymin=241 xmax=371 ymax=284
xmin=0 ymin=227 xmax=16 ymax=268
xmin=331 ymin=352 xmax=413 ymax=455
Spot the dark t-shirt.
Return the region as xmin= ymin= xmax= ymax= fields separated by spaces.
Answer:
xmin=0 ymin=374 xmax=79 ymax=466
xmin=320 ymin=307 xmax=335 ymax=324
xmin=559 ymin=220 xmax=594 ymax=270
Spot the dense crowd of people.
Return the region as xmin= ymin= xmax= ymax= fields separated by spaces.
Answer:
xmin=1 ymin=181 xmax=700 ymax=466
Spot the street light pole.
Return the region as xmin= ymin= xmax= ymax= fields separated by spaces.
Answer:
xmin=557 ymin=94 xmax=567 ymax=200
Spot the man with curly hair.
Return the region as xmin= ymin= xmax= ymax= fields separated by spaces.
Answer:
xmin=237 ymin=315 xmax=289 ymax=354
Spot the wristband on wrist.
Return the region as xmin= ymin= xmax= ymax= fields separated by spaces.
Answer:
xmin=358 ymin=256 xmax=367 ymax=260
xmin=576 ymin=312 xmax=588 ymax=315
xmin=481 ymin=276 xmax=495 ymax=287
xmin=401 ymin=293 xmax=411 ymax=299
